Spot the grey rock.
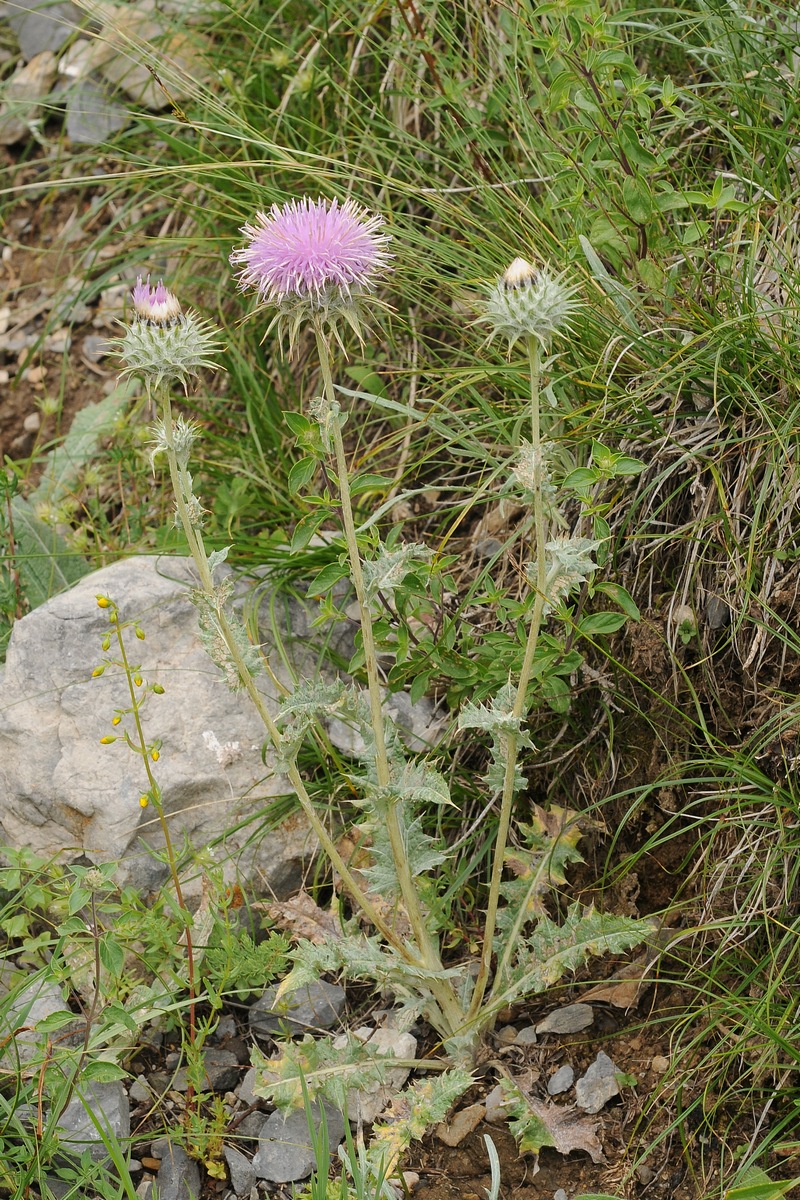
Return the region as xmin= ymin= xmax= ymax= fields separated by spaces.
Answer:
xmin=224 ymin=1145 xmax=256 ymax=1196
xmin=554 ymin=1190 xmax=568 ymax=1200
xmin=536 ymin=1003 xmax=594 ymax=1036
xmin=7 ymin=0 xmax=82 ymax=59
xmin=346 ymin=1027 xmax=417 ymax=1123
xmin=575 ymin=1051 xmax=621 ymax=1114
xmin=235 ymin=1112 xmax=268 ymax=1142
xmin=514 ymin=1025 xmax=538 ymax=1046
xmin=0 ymin=974 xmax=81 ymax=1066
xmin=214 ymin=1015 xmax=238 ymax=1040
xmin=484 ymin=1083 xmax=509 ymax=1125
xmin=705 ymin=595 xmax=730 ymax=630
xmin=203 ymin=1046 xmax=240 ymax=1093
xmin=65 ymin=77 xmax=129 ymax=143
xmin=252 ymin=1102 xmax=345 ymax=1183
xmin=237 ymin=1066 xmax=259 ymax=1107
xmin=58 ymin=1081 xmax=130 ymax=1161
xmin=0 ymin=556 xmax=314 ymax=897
xmin=249 ymin=981 xmax=346 ymax=1037
xmin=547 ymin=1065 xmax=575 ymax=1096
xmin=0 ymin=50 xmax=58 ymax=144
xmin=129 ymin=1076 xmax=151 ymax=1104
xmin=636 ymin=1164 xmax=654 ymax=1185
xmin=149 ymin=1139 xmax=200 ymax=1200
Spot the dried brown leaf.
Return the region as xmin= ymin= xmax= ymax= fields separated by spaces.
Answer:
xmin=582 ymin=951 xmax=651 ymax=1008
xmin=262 ymin=890 xmax=343 ymax=945
xmin=521 ymin=1098 xmax=606 ymax=1164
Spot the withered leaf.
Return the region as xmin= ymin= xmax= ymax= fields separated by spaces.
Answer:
xmin=582 ymin=951 xmax=651 ymax=1008
xmin=262 ymin=890 xmax=343 ymax=945
xmin=518 ymin=1098 xmax=606 ymax=1164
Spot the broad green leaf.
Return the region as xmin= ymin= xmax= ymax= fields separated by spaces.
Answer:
xmin=578 ymin=611 xmax=628 ymax=635
xmin=306 ymin=561 xmax=350 ymax=597
xmin=593 ymin=582 xmax=640 ymax=621
xmin=288 ymin=457 xmax=318 ymax=493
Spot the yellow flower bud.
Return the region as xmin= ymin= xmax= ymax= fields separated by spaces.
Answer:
xmin=152 ymin=684 xmax=165 ymax=695
xmin=101 ymin=636 xmax=111 ymax=651
xmin=96 ymin=596 xmax=110 ymax=609
xmin=112 ymin=716 xmax=121 ymax=726
xmin=151 ymin=749 xmax=160 ymax=761
xmin=99 ymin=735 xmax=116 ymax=745
xmin=135 ymin=628 xmax=146 ymax=641
xmin=92 ymin=666 xmax=105 ymax=678
xmin=139 ymin=795 xmax=149 ymax=808
xmin=134 ymin=675 xmax=143 ymax=687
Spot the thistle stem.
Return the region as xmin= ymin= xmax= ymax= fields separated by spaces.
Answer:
xmin=467 ymin=336 xmax=547 ymax=1023
xmin=313 ymin=326 xmax=463 ymax=1036
xmin=156 ymin=388 xmax=418 ymax=965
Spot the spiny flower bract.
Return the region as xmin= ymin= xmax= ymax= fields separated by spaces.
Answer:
xmin=116 ymin=279 xmax=221 ymax=392
xmin=230 ymin=196 xmax=392 ymax=352
xmin=478 ymin=257 xmax=581 ymax=352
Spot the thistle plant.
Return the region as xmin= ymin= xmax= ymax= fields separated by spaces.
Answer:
xmin=117 ymin=208 xmax=650 ymax=1171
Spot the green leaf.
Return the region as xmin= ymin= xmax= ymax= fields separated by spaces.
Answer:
xmin=80 ymin=1060 xmax=127 ymax=1083
xmin=288 ymin=457 xmax=318 ymax=493
xmin=349 ymin=474 xmax=395 ymax=496
xmin=37 ymin=1009 xmax=80 ymax=1033
xmin=611 ymin=456 xmax=646 ymax=476
xmin=725 ymin=1167 xmax=800 ymax=1200
xmin=283 ymin=410 xmax=312 ymax=436
xmin=306 ymin=561 xmax=350 ymax=597
xmin=579 ymin=235 xmax=641 ymax=333
xmin=593 ymin=582 xmax=640 ymax=621
xmin=562 ymin=467 xmax=599 ymax=490
xmin=99 ymin=1003 xmax=140 ymax=1034
xmin=578 ymin=612 xmax=627 ymax=635
xmin=290 ymin=510 xmax=329 ymax=553
xmin=11 ymin=497 xmax=90 ymax=610
xmin=622 ymin=175 xmax=654 ymax=224
xmin=99 ymin=933 xmax=125 ymax=977
xmin=409 ymin=672 xmax=431 ymax=706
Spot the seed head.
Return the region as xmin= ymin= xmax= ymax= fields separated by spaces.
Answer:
xmin=478 ymin=258 xmax=581 ymax=352
xmin=230 ymin=196 xmax=392 ymax=353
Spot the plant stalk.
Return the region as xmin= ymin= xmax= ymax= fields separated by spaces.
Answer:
xmin=467 ymin=336 xmax=547 ymax=1023
xmin=312 ymin=326 xmax=463 ymax=1035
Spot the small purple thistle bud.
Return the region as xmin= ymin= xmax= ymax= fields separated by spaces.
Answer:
xmin=132 ymin=276 xmax=183 ymax=324
xmin=477 ymin=259 xmax=582 ymax=352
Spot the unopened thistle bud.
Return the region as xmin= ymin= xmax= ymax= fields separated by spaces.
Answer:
xmin=116 ymin=277 xmax=221 ymax=392
xmin=478 ymin=258 xmax=581 ymax=352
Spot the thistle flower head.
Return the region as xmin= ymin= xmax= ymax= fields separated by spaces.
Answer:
xmin=116 ymin=278 xmax=221 ymax=392
xmin=230 ymin=196 xmax=392 ymax=353
xmin=132 ymin=276 xmax=182 ymax=324
xmin=478 ymin=258 xmax=581 ymax=352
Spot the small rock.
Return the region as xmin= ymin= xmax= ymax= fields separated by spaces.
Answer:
xmin=203 ymin=1047 xmax=240 ymax=1093
xmin=435 ymin=1102 xmax=485 ymax=1147
xmin=214 ymin=1015 xmax=238 ymax=1041
xmin=235 ymin=1113 xmax=268 ymax=1142
xmin=547 ymin=1065 xmax=575 ymax=1096
xmin=140 ymin=1158 xmax=161 ymax=1172
xmin=484 ymin=1084 xmax=508 ymax=1125
xmin=58 ymin=1081 xmax=131 ymax=1161
xmin=554 ymin=1190 xmax=568 ymax=1200
xmin=43 ymin=328 xmax=70 ymax=353
xmin=705 ymin=595 xmax=730 ymax=629
xmin=129 ymin=1075 xmax=151 ymax=1104
xmin=7 ymin=0 xmax=83 ymax=59
xmin=575 ymin=1052 xmax=621 ymax=1114
xmin=237 ymin=1066 xmax=259 ymax=1107
xmin=536 ymin=1003 xmax=594 ymax=1035
xmin=223 ymin=1145 xmax=256 ymax=1196
xmin=252 ymin=1102 xmax=345 ymax=1183
xmin=65 ymin=78 xmax=129 ymax=144
xmin=22 ymin=412 xmax=41 ymax=433
xmin=21 ymin=365 xmax=46 ymax=385
xmin=650 ymin=1055 xmax=669 ymax=1074
xmin=0 ymin=51 xmax=58 ymax=145
xmin=136 ymin=1182 xmax=153 ymax=1200
xmin=636 ymin=1164 xmax=654 ymax=1185
xmin=148 ymin=1139 xmax=200 ymax=1200
xmin=496 ymin=1025 xmax=518 ymax=1046
xmin=514 ymin=1025 xmax=538 ymax=1046
xmin=473 ymin=537 xmax=503 ymax=560
xmin=249 ymin=981 xmax=346 ymax=1037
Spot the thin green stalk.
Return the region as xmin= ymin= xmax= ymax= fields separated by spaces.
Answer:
xmin=468 ymin=336 xmax=547 ymax=1023
xmin=156 ymin=387 xmax=418 ymax=965
xmin=312 ymin=325 xmax=464 ymax=1036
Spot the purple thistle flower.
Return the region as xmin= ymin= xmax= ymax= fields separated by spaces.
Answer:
xmin=230 ymin=196 xmax=392 ymax=308
xmin=132 ymin=276 xmax=182 ymax=324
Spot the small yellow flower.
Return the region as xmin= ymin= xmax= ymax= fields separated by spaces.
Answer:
xmin=96 ymin=596 xmax=110 ymax=609
xmin=134 ymin=675 xmax=143 ymax=687
xmin=100 ymin=735 xmax=116 ymax=745
xmin=139 ymin=795 xmax=149 ymax=808
xmin=112 ymin=716 xmax=121 ymax=726
xmin=151 ymin=749 xmax=160 ymax=762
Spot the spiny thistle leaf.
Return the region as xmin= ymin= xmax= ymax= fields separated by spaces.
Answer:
xmin=501 ymin=1078 xmax=605 ymax=1163
xmin=495 ymin=805 xmax=585 ymax=944
xmin=369 ymin=1070 xmax=473 ymax=1173
xmin=458 ymin=682 xmax=534 ymax=791
xmin=499 ymin=904 xmax=652 ymax=1007
xmin=361 ymin=542 xmax=433 ymax=606
xmin=250 ymin=1034 xmax=406 ymax=1112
